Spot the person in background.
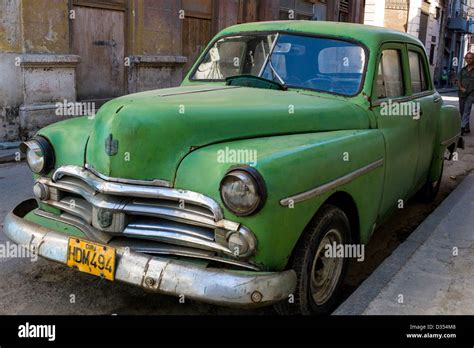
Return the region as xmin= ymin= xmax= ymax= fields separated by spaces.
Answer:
xmin=457 ymin=52 xmax=474 ymax=135
xmin=441 ymin=67 xmax=448 ymax=88
xmin=449 ymin=68 xmax=456 ymax=87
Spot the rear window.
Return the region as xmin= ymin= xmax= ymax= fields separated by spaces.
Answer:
xmin=408 ymin=51 xmax=428 ymax=93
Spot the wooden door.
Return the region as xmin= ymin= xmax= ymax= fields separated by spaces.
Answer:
xmin=72 ymin=3 xmax=126 ymax=100
xmin=182 ymin=0 xmax=214 ymax=75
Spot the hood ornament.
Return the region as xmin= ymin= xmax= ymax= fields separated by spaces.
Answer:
xmin=105 ymin=134 xmax=118 ymax=156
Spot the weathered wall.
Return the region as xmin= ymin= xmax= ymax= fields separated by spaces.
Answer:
xmin=0 ymin=53 xmax=22 ymax=140
xmin=1 ymin=0 xmax=78 ymax=140
xmin=0 ymin=0 xmax=22 ymax=140
xmin=21 ymin=0 xmax=69 ymax=53
xmin=0 ymin=0 xmax=22 ymax=52
xmin=132 ymin=0 xmax=182 ymax=56
xmin=126 ymin=0 xmax=187 ymax=93
xmin=384 ymin=8 xmax=409 ymax=32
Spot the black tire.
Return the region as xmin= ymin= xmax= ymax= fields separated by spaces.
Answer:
xmin=419 ymin=161 xmax=444 ymax=203
xmin=274 ymin=204 xmax=351 ymax=315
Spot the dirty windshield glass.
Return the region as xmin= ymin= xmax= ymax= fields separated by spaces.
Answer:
xmin=191 ymin=33 xmax=366 ymax=96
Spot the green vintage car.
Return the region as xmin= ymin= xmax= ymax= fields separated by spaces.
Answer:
xmin=5 ymin=21 xmax=462 ymax=315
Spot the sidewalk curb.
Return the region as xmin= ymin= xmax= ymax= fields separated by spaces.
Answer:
xmin=333 ymin=173 xmax=474 ymax=315
xmin=437 ymin=88 xmax=458 ymax=94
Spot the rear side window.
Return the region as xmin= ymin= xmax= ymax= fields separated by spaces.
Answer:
xmin=408 ymin=51 xmax=428 ymax=93
xmin=375 ymin=49 xmax=405 ymax=99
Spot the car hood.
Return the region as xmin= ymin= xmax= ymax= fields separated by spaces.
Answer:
xmin=86 ymin=84 xmax=369 ymax=183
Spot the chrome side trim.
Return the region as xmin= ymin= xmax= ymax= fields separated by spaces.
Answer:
xmin=5 ymin=201 xmax=295 ymax=306
xmin=280 ymin=158 xmax=385 ymax=206
xmin=441 ymin=133 xmax=461 ymax=146
xmin=85 ymin=163 xmax=172 ymax=188
xmin=52 ymin=165 xmax=224 ymax=221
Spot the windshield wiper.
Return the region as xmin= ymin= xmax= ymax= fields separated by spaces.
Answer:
xmin=225 ymin=75 xmax=287 ymax=91
xmin=258 ymin=33 xmax=287 ymax=89
xmin=268 ymin=59 xmax=286 ymax=87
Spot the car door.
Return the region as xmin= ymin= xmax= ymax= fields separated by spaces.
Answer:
xmin=407 ymin=44 xmax=441 ymax=189
xmin=371 ymin=43 xmax=419 ymax=218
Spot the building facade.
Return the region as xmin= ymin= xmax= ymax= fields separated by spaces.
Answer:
xmin=364 ymin=0 xmax=474 ymax=86
xmin=0 ymin=0 xmax=365 ymax=141
xmin=444 ymin=0 xmax=474 ymax=84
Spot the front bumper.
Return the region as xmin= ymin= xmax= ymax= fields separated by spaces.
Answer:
xmin=3 ymin=200 xmax=296 ymax=308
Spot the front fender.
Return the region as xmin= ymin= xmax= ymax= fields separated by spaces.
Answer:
xmin=174 ymin=130 xmax=385 ymax=271
xmin=37 ymin=116 xmax=94 ymax=173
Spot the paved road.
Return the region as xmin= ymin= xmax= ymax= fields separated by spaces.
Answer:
xmin=0 ymin=92 xmax=472 ymax=314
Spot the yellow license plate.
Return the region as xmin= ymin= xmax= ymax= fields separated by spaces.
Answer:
xmin=67 ymin=238 xmax=116 ymax=281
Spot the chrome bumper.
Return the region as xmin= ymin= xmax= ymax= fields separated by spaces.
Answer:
xmin=3 ymin=200 xmax=296 ymax=308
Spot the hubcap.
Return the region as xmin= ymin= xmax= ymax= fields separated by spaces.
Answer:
xmin=310 ymin=228 xmax=344 ymax=305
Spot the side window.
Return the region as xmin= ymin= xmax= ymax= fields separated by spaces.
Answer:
xmin=375 ymin=49 xmax=405 ymax=99
xmin=408 ymin=51 xmax=428 ymax=93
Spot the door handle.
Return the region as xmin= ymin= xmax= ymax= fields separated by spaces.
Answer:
xmin=433 ymin=96 xmax=442 ymax=103
xmin=414 ymin=105 xmax=423 ymax=118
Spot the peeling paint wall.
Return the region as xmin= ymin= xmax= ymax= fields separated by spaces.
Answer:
xmin=0 ymin=0 xmax=22 ymax=140
xmin=0 ymin=0 xmax=22 ymax=52
xmin=21 ymin=0 xmax=69 ymax=53
xmin=0 ymin=0 xmax=73 ymax=140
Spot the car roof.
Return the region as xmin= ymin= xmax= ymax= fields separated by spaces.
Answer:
xmin=218 ymin=21 xmax=424 ymax=49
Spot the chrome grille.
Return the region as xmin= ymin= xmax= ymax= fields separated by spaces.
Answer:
xmin=34 ymin=165 xmax=257 ymax=269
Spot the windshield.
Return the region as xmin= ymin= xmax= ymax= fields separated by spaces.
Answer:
xmin=191 ymin=33 xmax=366 ymax=96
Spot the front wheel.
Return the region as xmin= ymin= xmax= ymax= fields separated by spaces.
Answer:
xmin=274 ymin=205 xmax=351 ymax=315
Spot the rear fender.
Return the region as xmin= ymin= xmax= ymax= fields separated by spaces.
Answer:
xmin=429 ymin=105 xmax=461 ymax=181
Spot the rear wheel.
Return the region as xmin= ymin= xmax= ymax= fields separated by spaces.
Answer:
xmin=274 ymin=205 xmax=351 ymax=315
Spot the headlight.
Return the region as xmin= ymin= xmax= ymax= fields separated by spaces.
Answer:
xmin=219 ymin=168 xmax=266 ymax=216
xmin=20 ymin=136 xmax=55 ymax=175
